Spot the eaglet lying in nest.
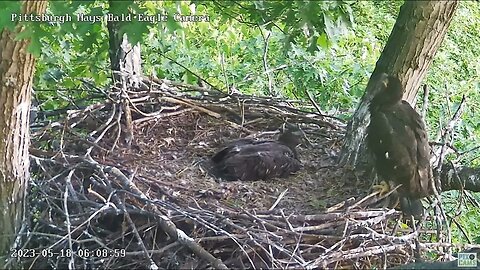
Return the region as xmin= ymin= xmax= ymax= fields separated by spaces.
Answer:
xmin=208 ymin=127 xmax=302 ymax=181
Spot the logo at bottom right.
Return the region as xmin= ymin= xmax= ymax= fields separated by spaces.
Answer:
xmin=458 ymin=252 xmax=477 ymax=268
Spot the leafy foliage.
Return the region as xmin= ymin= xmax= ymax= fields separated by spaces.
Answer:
xmin=426 ymin=2 xmax=480 ymax=167
xmin=205 ymin=1 xmax=353 ymax=52
xmin=25 ymin=0 xmax=479 ymax=157
xmin=0 ymin=1 xmax=22 ymax=31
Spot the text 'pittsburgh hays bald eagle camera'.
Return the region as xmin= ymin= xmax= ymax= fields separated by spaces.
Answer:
xmin=367 ymin=73 xmax=436 ymax=217
xmin=210 ymin=128 xmax=302 ymax=182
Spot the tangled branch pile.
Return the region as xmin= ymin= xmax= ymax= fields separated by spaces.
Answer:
xmin=10 ymin=77 xmax=459 ymax=269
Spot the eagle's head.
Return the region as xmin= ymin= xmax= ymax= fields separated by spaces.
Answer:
xmin=370 ymin=73 xmax=404 ymax=108
xmin=278 ymin=126 xmax=302 ymax=158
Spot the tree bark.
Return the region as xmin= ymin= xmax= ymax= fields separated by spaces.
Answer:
xmin=0 ymin=1 xmax=47 ymax=258
xmin=339 ymin=1 xmax=458 ymax=168
xmin=107 ymin=0 xmax=142 ymax=146
xmin=107 ymin=0 xmax=142 ymax=81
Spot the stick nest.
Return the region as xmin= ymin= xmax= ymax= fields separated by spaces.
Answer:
xmin=14 ymin=77 xmax=448 ymax=269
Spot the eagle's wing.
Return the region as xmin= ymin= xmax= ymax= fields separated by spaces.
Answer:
xmin=399 ymin=101 xmax=433 ymax=195
xmin=367 ymin=108 xmax=410 ymax=179
xmin=211 ymin=138 xmax=256 ymax=163
xmin=219 ymin=144 xmax=300 ymax=181
xmin=383 ymin=102 xmax=432 ymax=197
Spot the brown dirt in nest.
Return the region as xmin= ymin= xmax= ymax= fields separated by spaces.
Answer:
xmin=101 ymin=111 xmax=369 ymax=214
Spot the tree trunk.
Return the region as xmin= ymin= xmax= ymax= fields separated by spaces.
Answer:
xmin=339 ymin=1 xmax=458 ymax=168
xmin=0 ymin=1 xmax=47 ymax=258
xmin=107 ymin=0 xmax=142 ymax=81
xmin=107 ymin=1 xmax=142 ymax=147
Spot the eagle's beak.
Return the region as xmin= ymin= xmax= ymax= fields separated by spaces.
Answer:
xmin=378 ymin=72 xmax=389 ymax=89
xmin=370 ymin=72 xmax=390 ymax=99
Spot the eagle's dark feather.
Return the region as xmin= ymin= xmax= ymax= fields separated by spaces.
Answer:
xmin=211 ymin=130 xmax=301 ymax=181
xmin=367 ymin=74 xmax=434 ymax=216
xmin=211 ymin=138 xmax=256 ymax=164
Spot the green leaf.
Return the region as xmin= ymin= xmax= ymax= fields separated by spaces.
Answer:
xmin=122 ymin=21 xmax=149 ymax=45
xmin=182 ymin=71 xmax=197 ymax=84
xmin=0 ymin=1 xmax=21 ymax=31
xmin=82 ymin=32 xmax=97 ymax=50
xmin=323 ymin=13 xmax=335 ymax=39
xmin=166 ymin=16 xmax=182 ymax=32
xmin=317 ymin=34 xmax=329 ymax=49
xmin=75 ymin=22 xmax=92 ymax=37
xmin=307 ymin=36 xmax=318 ymax=53
xmin=14 ymin=26 xmax=33 ymax=41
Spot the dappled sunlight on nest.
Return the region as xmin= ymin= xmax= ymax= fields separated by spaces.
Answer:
xmin=18 ymin=77 xmax=450 ymax=269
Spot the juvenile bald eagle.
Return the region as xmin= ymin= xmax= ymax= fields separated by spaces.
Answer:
xmin=367 ymin=73 xmax=434 ymax=217
xmin=211 ymin=128 xmax=302 ymax=181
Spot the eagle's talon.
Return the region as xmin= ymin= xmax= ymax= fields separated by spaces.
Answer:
xmin=372 ymin=180 xmax=391 ymax=197
xmin=370 ymin=181 xmax=401 ymax=209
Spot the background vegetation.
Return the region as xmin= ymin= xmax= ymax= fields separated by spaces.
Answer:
xmin=5 ymin=0 xmax=480 ymax=246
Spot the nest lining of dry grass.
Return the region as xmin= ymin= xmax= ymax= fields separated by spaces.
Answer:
xmin=8 ymin=76 xmax=462 ymax=269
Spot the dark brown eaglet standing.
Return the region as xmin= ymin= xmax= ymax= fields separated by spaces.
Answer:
xmin=367 ymin=73 xmax=435 ymax=217
xmin=210 ymin=128 xmax=302 ymax=181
